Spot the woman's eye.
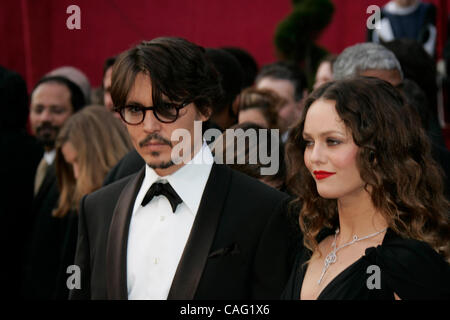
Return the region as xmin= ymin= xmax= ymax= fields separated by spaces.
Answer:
xmin=304 ymin=140 xmax=314 ymax=147
xmin=327 ymin=139 xmax=341 ymax=146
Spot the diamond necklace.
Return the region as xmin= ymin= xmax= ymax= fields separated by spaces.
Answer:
xmin=318 ymin=227 xmax=388 ymax=285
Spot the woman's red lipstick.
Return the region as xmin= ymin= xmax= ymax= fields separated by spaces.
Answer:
xmin=313 ymin=171 xmax=336 ymax=180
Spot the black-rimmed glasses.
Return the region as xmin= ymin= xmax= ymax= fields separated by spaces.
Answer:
xmin=117 ymin=102 xmax=190 ymax=125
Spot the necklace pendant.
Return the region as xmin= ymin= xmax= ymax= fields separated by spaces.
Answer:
xmin=318 ymin=268 xmax=326 ymax=285
xmin=318 ymin=251 xmax=337 ymax=285
xmin=317 ymin=227 xmax=388 ymax=285
xmin=325 ymin=251 xmax=336 ymax=266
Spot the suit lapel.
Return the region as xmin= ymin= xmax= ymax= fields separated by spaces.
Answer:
xmin=106 ymin=167 xmax=145 ymax=300
xmin=34 ymin=164 xmax=56 ymax=205
xmin=167 ymin=163 xmax=232 ymax=299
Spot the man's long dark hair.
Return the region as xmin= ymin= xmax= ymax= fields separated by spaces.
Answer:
xmin=111 ymin=37 xmax=223 ymax=117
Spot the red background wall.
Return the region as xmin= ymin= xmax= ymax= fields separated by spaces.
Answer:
xmin=1 ymin=0 xmax=449 ymax=90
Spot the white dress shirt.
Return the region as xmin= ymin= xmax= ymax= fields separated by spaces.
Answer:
xmin=44 ymin=149 xmax=56 ymax=165
xmin=127 ymin=142 xmax=213 ymax=300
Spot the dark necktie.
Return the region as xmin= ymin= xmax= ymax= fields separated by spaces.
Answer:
xmin=141 ymin=182 xmax=182 ymax=213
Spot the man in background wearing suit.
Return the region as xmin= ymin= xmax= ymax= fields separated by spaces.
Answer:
xmin=70 ymin=37 xmax=293 ymax=300
xmin=23 ymin=73 xmax=86 ymax=299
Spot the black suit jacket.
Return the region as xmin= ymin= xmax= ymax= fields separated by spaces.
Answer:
xmin=23 ymin=163 xmax=76 ymax=299
xmin=70 ymin=163 xmax=293 ymax=300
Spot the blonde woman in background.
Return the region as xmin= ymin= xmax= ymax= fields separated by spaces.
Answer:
xmin=54 ymin=105 xmax=132 ymax=218
xmin=33 ymin=105 xmax=132 ymax=299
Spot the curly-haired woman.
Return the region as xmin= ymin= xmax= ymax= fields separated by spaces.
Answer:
xmin=282 ymin=77 xmax=450 ymax=300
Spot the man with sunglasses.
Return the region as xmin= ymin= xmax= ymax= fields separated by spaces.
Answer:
xmin=69 ymin=37 xmax=292 ymax=300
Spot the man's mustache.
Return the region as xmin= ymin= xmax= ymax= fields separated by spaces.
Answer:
xmin=36 ymin=122 xmax=58 ymax=134
xmin=139 ymin=133 xmax=172 ymax=148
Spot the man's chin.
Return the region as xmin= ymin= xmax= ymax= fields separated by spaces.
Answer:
xmin=36 ymin=136 xmax=56 ymax=150
xmin=146 ymin=160 xmax=175 ymax=170
xmin=138 ymin=149 xmax=176 ymax=170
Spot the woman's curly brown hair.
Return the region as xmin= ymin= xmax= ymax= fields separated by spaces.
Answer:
xmin=286 ymin=77 xmax=450 ymax=259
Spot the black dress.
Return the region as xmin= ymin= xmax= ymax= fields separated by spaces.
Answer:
xmin=281 ymin=228 xmax=450 ymax=300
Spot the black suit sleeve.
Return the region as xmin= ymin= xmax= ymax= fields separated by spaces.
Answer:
xmin=69 ymin=196 xmax=91 ymax=300
xmin=251 ymin=196 xmax=292 ymax=299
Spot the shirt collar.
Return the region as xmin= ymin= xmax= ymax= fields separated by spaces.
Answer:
xmin=44 ymin=149 xmax=56 ymax=165
xmin=143 ymin=142 xmax=214 ymax=215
